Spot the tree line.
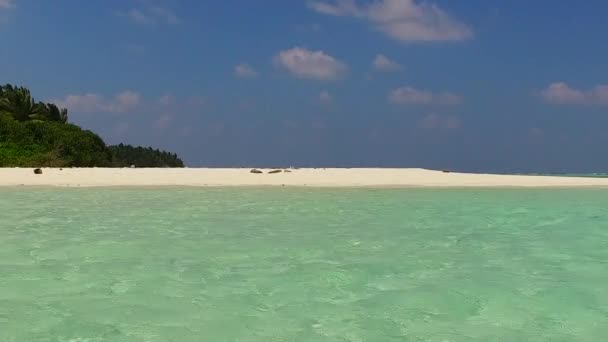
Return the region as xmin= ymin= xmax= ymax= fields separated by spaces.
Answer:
xmin=108 ymin=144 xmax=184 ymax=168
xmin=0 ymin=84 xmax=184 ymax=167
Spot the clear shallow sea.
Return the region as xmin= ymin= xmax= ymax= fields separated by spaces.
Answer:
xmin=1 ymin=188 xmax=608 ymax=342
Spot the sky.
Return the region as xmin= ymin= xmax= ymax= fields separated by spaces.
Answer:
xmin=2 ymin=0 xmax=608 ymax=172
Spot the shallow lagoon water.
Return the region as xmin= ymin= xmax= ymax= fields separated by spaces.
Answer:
xmin=1 ymin=188 xmax=608 ymax=341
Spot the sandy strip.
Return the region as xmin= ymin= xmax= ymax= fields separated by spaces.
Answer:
xmin=1 ymin=168 xmax=608 ymax=188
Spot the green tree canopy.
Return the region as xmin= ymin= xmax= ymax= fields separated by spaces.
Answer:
xmin=108 ymin=144 xmax=185 ymax=168
xmin=0 ymin=85 xmax=45 ymax=122
xmin=0 ymin=84 xmax=184 ymax=167
xmin=0 ymin=84 xmax=69 ymax=123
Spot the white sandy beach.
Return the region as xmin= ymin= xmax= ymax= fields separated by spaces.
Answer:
xmin=1 ymin=168 xmax=608 ymax=187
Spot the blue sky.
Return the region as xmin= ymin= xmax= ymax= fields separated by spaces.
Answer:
xmin=2 ymin=0 xmax=608 ymax=172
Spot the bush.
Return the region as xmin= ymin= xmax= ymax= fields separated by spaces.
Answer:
xmin=0 ymin=115 xmax=110 ymax=167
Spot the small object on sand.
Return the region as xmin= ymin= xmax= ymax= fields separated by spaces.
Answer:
xmin=33 ymin=168 xmax=43 ymax=175
xmin=283 ymin=169 xmax=292 ymax=173
xmin=268 ymin=170 xmax=283 ymax=174
xmin=130 ymin=165 xmax=136 ymax=168
xmin=250 ymin=169 xmax=263 ymax=174
xmin=442 ymin=170 xmax=451 ymax=173
xmin=59 ymin=168 xmax=63 ymax=171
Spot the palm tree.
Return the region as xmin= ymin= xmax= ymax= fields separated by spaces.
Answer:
xmin=0 ymin=85 xmax=45 ymax=121
xmin=43 ymin=103 xmax=69 ymax=123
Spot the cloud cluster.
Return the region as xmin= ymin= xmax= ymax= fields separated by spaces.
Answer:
xmin=308 ymin=0 xmax=473 ymax=42
xmin=153 ymin=114 xmax=174 ymax=130
xmin=234 ymin=63 xmax=259 ymax=78
xmin=118 ymin=1 xmax=179 ymax=26
xmin=373 ymin=54 xmax=403 ymax=72
xmin=158 ymin=94 xmax=175 ymax=106
xmin=0 ymin=0 xmax=14 ymax=9
xmin=274 ymin=47 xmax=348 ymax=81
xmin=0 ymin=0 xmax=14 ymax=22
xmin=541 ymin=82 xmax=608 ymax=106
xmin=51 ymin=91 xmax=141 ymax=114
xmin=389 ymin=87 xmax=462 ymax=106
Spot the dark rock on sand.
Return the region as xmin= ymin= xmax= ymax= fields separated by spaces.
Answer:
xmin=268 ymin=170 xmax=283 ymax=174
xmin=34 ymin=168 xmax=43 ymax=175
xmin=250 ymin=169 xmax=263 ymax=174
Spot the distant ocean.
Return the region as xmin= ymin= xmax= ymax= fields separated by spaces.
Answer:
xmin=1 ymin=188 xmax=607 ymax=341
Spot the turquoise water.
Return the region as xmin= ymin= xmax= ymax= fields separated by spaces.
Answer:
xmin=1 ymin=188 xmax=608 ymax=341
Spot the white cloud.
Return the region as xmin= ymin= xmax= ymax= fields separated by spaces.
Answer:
xmin=419 ymin=113 xmax=461 ymax=130
xmin=234 ymin=63 xmax=259 ymax=78
xmin=389 ymin=86 xmax=462 ymax=105
xmin=319 ymin=90 xmax=333 ymax=102
xmin=148 ymin=6 xmax=180 ymax=24
xmin=274 ymin=47 xmax=348 ymax=81
xmin=124 ymin=8 xmax=154 ymax=25
xmin=159 ymin=94 xmax=175 ymax=106
xmin=0 ymin=0 xmax=14 ymax=22
xmin=308 ymin=0 xmax=361 ymax=16
xmin=308 ymin=0 xmax=472 ymax=42
xmin=118 ymin=2 xmax=179 ymax=26
xmin=0 ymin=0 xmax=14 ymax=9
xmin=153 ymin=114 xmax=173 ymax=130
xmin=390 ymin=87 xmax=431 ymax=104
xmin=51 ymin=91 xmax=141 ymax=114
xmin=541 ymin=82 xmax=608 ymax=106
xmin=373 ymin=54 xmax=403 ymax=72
xmin=115 ymin=91 xmax=140 ymax=109
xmin=52 ymin=94 xmax=105 ymax=113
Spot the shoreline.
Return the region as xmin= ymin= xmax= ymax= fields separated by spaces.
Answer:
xmin=2 ymin=168 xmax=608 ymax=188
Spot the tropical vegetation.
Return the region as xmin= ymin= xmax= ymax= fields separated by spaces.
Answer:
xmin=0 ymin=84 xmax=184 ymax=167
xmin=108 ymin=144 xmax=184 ymax=168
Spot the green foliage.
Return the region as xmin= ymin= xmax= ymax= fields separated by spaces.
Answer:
xmin=109 ymin=144 xmax=185 ymax=168
xmin=0 ymin=85 xmax=45 ymax=121
xmin=0 ymin=115 xmax=110 ymax=167
xmin=0 ymin=143 xmax=47 ymax=166
xmin=44 ymin=103 xmax=69 ymax=123
xmin=0 ymin=84 xmax=184 ymax=168
xmin=0 ymin=84 xmax=69 ymax=123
